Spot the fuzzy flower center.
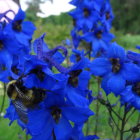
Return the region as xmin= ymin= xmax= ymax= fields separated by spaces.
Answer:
xmin=83 ymin=8 xmax=90 ymax=17
xmin=95 ymin=31 xmax=102 ymax=39
xmin=12 ymin=20 xmax=22 ymax=32
xmin=132 ymin=82 xmax=140 ymax=96
xmin=106 ymin=12 xmax=110 ymax=20
xmin=110 ymin=58 xmax=121 ymax=73
xmin=68 ymin=70 xmax=82 ymax=87
xmin=0 ymin=40 xmax=4 ymax=50
xmin=51 ymin=107 xmax=61 ymax=123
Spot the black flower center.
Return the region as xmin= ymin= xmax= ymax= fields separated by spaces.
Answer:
xmin=30 ymin=67 xmax=45 ymax=81
xmin=110 ymin=58 xmax=121 ymax=73
xmin=83 ymin=8 xmax=90 ymax=17
xmin=95 ymin=31 xmax=102 ymax=39
xmin=51 ymin=107 xmax=61 ymax=123
xmin=0 ymin=40 xmax=4 ymax=50
xmin=106 ymin=12 xmax=110 ymax=20
xmin=132 ymin=82 xmax=140 ymax=96
xmin=75 ymin=54 xmax=81 ymax=62
xmin=68 ymin=70 xmax=82 ymax=87
xmin=12 ymin=66 xmax=19 ymax=75
xmin=12 ymin=20 xmax=22 ymax=32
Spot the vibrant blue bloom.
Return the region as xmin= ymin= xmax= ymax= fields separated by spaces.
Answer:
xmin=90 ymin=42 xmax=140 ymax=95
xmin=5 ymin=9 xmax=36 ymax=54
xmin=127 ymin=51 xmax=140 ymax=65
xmin=100 ymin=0 xmax=114 ymax=31
xmin=120 ymin=83 xmax=140 ymax=110
xmin=0 ymin=50 xmax=12 ymax=82
xmin=69 ymin=6 xmax=99 ymax=30
xmin=82 ymin=26 xmax=114 ymax=56
xmin=27 ymin=94 xmax=93 ymax=140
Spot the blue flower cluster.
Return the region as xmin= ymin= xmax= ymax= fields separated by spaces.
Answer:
xmin=0 ymin=7 xmax=98 ymax=140
xmin=1 ymin=0 xmax=140 ymax=139
xmin=70 ymin=0 xmax=140 ymax=111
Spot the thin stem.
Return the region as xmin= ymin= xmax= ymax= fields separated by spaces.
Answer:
xmin=108 ymin=107 xmax=121 ymax=132
xmin=120 ymin=105 xmax=128 ymax=140
xmin=94 ymin=77 xmax=101 ymax=135
xmin=108 ymin=116 xmax=116 ymax=139
xmin=86 ymin=45 xmax=92 ymax=136
xmin=0 ymin=83 xmax=6 ymax=119
xmin=115 ymin=107 xmax=121 ymax=140
xmin=26 ymin=135 xmax=28 ymax=140
xmin=125 ymin=108 xmax=136 ymax=124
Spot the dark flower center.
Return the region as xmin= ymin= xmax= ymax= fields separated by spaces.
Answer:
xmin=68 ymin=70 xmax=82 ymax=87
xmin=110 ymin=58 xmax=121 ymax=73
xmin=0 ymin=40 xmax=4 ymax=50
xmin=51 ymin=106 xmax=61 ymax=123
xmin=30 ymin=67 xmax=45 ymax=81
xmin=12 ymin=66 xmax=19 ymax=75
xmin=106 ymin=12 xmax=110 ymax=20
xmin=12 ymin=20 xmax=22 ymax=32
xmin=132 ymin=82 xmax=140 ymax=96
xmin=83 ymin=8 xmax=90 ymax=17
xmin=75 ymin=54 xmax=81 ymax=62
xmin=95 ymin=31 xmax=102 ymax=39
xmin=0 ymin=64 xmax=7 ymax=71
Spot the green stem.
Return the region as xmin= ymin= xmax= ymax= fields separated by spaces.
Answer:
xmin=94 ymin=77 xmax=101 ymax=135
xmin=0 ymin=83 xmax=6 ymax=120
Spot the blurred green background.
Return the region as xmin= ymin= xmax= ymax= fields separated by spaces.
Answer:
xmin=0 ymin=0 xmax=140 ymax=140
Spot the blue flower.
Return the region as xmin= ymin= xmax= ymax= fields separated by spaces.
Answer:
xmin=5 ymin=9 xmax=36 ymax=53
xmin=27 ymin=94 xmax=93 ymax=140
xmin=82 ymin=26 xmax=114 ymax=56
xmin=90 ymin=42 xmax=140 ymax=95
xmin=69 ymin=1 xmax=100 ymax=30
xmin=120 ymin=83 xmax=140 ymax=110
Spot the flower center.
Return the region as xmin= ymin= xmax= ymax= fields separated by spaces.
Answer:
xmin=51 ymin=106 xmax=61 ymax=123
xmin=132 ymin=82 xmax=140 ymax=96
xmin=76 ymin=54 xmax=81 ymax=62
xmin=106 ymin=12 xmax=110 ymax=20
xmin=83 ymin=8 xmax=90 ymax=17
xmin=30 ymin=67 xmax=45 ymax=81
xmin=12 ymin=20 xmax=22 ymax=32
xmin=95 ymin=31 xmax=102 ymax=39
xmin=12 ymin=66 xmax=19 ymax=75
xmin=110 ymin=58 xmax=121 ymax=73
xmin=0 ymin=40 xmax=4 ymax=50
xmin=68 ymin=70 xmax=82 ymax=87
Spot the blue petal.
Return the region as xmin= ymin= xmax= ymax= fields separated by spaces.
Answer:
xmin=90 ymin=58 xmax=111 ymax=76
xmin=107 ymin=74 xmax=126 ymax=96
xmin=122 ymin=63 xmax=140 ymax=82
xmin=61 ymin=107 xmax=94 ymax=123
xmin=54 ymin=116 xmax=72 ymax=140
xmin=27 ymin=109 xmax=53 ymax=136
xmin=66 ymin=86 xmax=89 ymax=107
xmin=107 ymin=42 xmax=125 ymax=62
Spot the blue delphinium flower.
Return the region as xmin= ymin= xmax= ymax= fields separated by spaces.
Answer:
xmin=120 ymin=82 xmax=140 ymax=110
xmin=27 ymin=93 xmax=93 ymax=140
xmin=82 ymin=26 xmax=114 ymax=56
xmin=90 ymin=42 xmax=140 ymax=95
xmin=5 ymin=8 xmax=36 ymax=54
xmin=0 ymin=50 xmax=12 ymax=82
